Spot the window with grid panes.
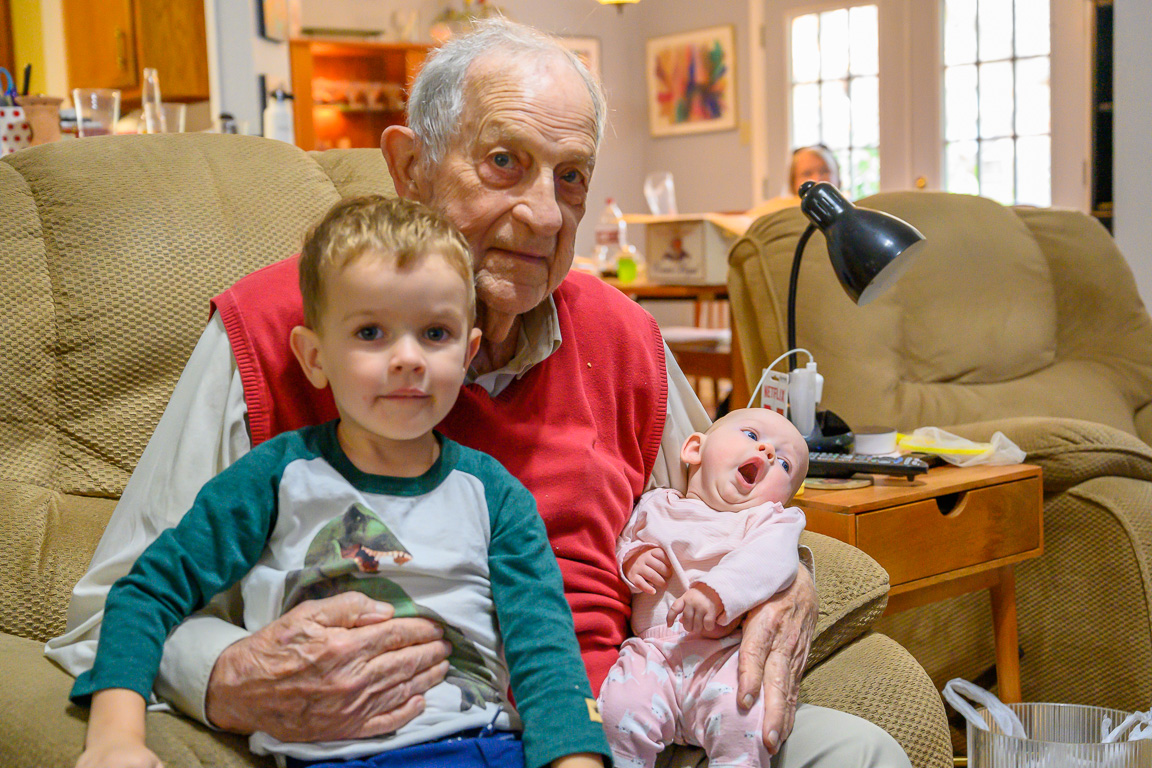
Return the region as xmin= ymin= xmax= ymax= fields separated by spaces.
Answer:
xmin=790 ymin=5 xmax=880 ymax=200
xmin=943 ymin=0 xmax=1052 ymax=206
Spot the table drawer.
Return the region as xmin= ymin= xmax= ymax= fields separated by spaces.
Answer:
xmin=855 ymin=477 xmax=1041 ymax=585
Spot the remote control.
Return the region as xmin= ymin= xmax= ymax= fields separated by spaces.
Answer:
xmin=807 ymin=452 xmax=930 ymax=479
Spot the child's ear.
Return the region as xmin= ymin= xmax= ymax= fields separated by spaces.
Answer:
xmin=464 ymin=327 xmax=482 ymax=370
xmin=290 ymin=325 xmax=329 ymax=390
xmin=680 ymin=432 xmax=705 ymax=467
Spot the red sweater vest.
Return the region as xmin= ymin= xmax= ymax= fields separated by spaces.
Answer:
xmin=211 ymin=258 xmax=668 ymax=691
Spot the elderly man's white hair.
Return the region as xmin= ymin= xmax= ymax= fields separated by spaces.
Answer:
xmin=407 ymin=18 xmax=608 ymax=167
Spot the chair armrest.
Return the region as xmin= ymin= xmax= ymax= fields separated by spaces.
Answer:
xmin=802 ymin=531 xmax=890 ymax=669
xmin=942 ymin=417 xmax=1152 ymax=494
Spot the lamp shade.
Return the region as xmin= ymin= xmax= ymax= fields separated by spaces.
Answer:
xmin=798 ymin=181 xmax=925 ymax=305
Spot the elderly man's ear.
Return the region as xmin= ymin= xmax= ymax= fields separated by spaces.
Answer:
xmin=381 ymin=126 xmax=424 ymax=201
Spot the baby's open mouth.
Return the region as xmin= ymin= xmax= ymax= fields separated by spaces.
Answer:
xmin=738 ymin=458 xmax=762 ymax=486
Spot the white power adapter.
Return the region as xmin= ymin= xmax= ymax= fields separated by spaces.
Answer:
xmin=787 ymin=361 xmax=824 ymax=437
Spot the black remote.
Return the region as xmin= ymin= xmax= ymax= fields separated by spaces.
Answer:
xmin=807 ymin=452 xmax=930 ymax=479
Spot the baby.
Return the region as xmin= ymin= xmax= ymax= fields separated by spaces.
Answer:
xmin=598 ymin=407 xmax=810 ymax=768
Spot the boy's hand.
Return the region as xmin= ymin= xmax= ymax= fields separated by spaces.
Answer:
xmin=77 ymin=741 xmax=163 ymax=768
xmin=78 ymin=688 xmax=161 ymax=768
xmin=668 ymin=584 xmax=724 ymax=633
xmin=622 ymin=547 xmax=671 ymax=594
xmin=552 ymin=753 xmax=604 ymax=767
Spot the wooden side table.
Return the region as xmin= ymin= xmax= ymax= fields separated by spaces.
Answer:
xmin=795 ymin=464 xmax=1043 ymax=702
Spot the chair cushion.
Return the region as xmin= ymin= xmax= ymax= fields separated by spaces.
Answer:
xmin=0 ymin=632 xmax=269 ymax=768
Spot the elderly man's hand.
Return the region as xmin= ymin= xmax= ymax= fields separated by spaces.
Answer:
xmin=735 ymin=565 xmax=818 ymax=755
xmin=204 ymin=592 xmax=452 ymax=742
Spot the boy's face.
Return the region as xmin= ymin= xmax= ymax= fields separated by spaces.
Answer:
xmin=292 ymin=250 xmax=481 ymax=450
xmin=682 ymin=408 xmax=809 ymax=511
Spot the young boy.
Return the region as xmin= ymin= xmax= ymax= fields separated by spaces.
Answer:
xmin=71 ymin=196 xmax=609 ymax=768
xmin=597 ymin=408 xmax=810 ymax=768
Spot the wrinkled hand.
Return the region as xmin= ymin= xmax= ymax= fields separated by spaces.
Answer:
xmin=736 ymin=566 xmax=818 ymax=756
xmin=76 ymin=742 xmax=163 ymax=768
xmin=623 ymin=547 xmax=671 ymax=594
xmin=668 ymin=584 xmax=724 ymax=633
xmin=205 ymin=592 xmax=452 ymax=742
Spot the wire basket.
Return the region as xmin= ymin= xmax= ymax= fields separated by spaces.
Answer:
xmin=969 ymin=702 xmax=1152 ymax=767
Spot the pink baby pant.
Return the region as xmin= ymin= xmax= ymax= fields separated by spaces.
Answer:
xmin=598 ymin=627 xmax=771 ymax=768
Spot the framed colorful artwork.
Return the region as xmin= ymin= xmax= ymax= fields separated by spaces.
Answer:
xmin=646 ymin=25 xmax=737 ymax=137
xmin=258 ymin=0 xmax=290 ymax=42
xmin=561 ymin=36 xmax=602 ymax=82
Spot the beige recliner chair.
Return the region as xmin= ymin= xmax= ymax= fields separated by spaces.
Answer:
xmin=729 ymin=191 xmax=1152 ymax=733
xmin=0 ymin=135 xmax=951 ymax=768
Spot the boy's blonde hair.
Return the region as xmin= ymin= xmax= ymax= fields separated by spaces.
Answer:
xmin=299 ymin=195 xmax=475 ymax=330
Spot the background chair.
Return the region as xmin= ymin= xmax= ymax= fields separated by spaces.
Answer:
xmin=729 ymin=191 xmax=1152 ymax=747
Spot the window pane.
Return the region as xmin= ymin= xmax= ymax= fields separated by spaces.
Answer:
xmin=1015 ymin=57 xmax=1050 ymax=136
xmin=945 ymin=0 xmax=978 ymax=66
xmin=850 ymin=146 xmax=880 ymax=199
xmin=820 ymin=9 xmax=850 ymax=80
xmin=980 ymin=137 xmax=1016 ymax=204
xmin=979 ymin=61 xmax=1014 ymax=138
xmin=1015 ymin=0 xmax=1050 ymax=57
xmin=945 ymin=64 xmax=979 ymax=141
xmin=946 ymin=140 xmax=980 ymax=194
xmin=849 ymin=5 xmax=879 ymax=76
xmin=1017 ymin=135 xmax=1051 ymax=206
xmin=792 ymin=14 xmax=820 ymax=82
xmin=851 ymin=76 xmax=879 ymax=146
xmin=978 ymin=0 xmax=1014 ymax=61
xmin=821 ymin=80 xmax=851 ymax=149
xmin=792 ymin=83 xmax=821 ymax=147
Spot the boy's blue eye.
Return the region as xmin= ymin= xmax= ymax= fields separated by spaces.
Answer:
xmin=425 ymin=326 xmax=448 ymax=342
xmin=356 ymin=326 xmax=382 ymax=341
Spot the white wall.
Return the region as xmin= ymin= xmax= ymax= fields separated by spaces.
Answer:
xmin=1114 ymin=0 xmax=1152 ymax=308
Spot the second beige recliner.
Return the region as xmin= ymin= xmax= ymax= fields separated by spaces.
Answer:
xmin=729 ymin=190 xmax=1152 ymax=727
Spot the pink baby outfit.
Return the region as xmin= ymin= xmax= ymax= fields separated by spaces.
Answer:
xmin=598 ymin=487 xmax=806 ymax=768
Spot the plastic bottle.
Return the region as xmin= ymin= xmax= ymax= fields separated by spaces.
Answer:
xmin=592 ymin=198 xmax=626 ymax=276
xmin=141 ymin=68 xmax=164 ymax=134
xmin=263 ymin=87 xmax=296 ymax=144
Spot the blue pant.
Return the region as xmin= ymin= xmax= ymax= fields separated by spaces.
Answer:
xmin=285 ymin=730 xmax=524 ymax=768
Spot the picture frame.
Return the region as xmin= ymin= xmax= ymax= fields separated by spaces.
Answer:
xmin=257 ymin=0 xmax=290 ymax=42
xmin=646 ymin=25 xmax=737 ymax=137
xmin=561 ymin=36 xmax=601 ymax=82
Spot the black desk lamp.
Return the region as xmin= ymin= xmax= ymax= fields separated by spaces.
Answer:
xmin=788 ymin=180 xmax=925 ymax=369
xmin=787 ymin=181 xmax=925 ymax=449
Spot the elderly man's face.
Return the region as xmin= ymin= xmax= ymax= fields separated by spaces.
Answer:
xmin=414 ymin=55 xmax=598 ymax=321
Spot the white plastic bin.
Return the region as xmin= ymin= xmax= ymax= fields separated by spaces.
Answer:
xmin=969 ymin=702 xmax=1152 ymax=767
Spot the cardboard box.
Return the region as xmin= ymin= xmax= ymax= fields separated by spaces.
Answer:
xmin=624 ymin=213 xmax=752 ymax=284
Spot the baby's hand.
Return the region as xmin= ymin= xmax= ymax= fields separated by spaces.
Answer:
xmin=76 ymin=741 xmax=163 ymax=768
xmin=668 ymin=584 xmax=724 ymax=633
xmin=623 ymin=547 xmax=671 ymax=594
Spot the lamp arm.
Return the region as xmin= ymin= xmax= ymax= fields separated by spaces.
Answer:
xmin=787 ymin=223 xmax=818 ymax=371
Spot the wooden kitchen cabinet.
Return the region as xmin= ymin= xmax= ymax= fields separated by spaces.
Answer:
xmin=289 ymin=39 xmax=431 ymax=151
xmin=62 ymin=0 xmax=210 ymax=105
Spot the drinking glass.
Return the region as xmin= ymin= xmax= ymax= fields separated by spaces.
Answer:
xmin=138 ymin=102 xmax=186 ymax=133
xmin=72 ymin=89 xmax=121 ymax=137
xmin=643 ymin=171 xmax=678 ymax=216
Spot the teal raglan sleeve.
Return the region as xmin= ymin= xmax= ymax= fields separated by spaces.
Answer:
xmin=69 ymin=437 xmax=293 ymax=706
xmin=478 ymin=454 xmax=612 ymax=768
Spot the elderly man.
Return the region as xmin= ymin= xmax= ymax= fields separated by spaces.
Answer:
xmin=47 ymin=20 xmax=908 ymax=768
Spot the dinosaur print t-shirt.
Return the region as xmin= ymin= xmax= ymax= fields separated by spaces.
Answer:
xmin=71 ymin=421 xmax=607 ymax=768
